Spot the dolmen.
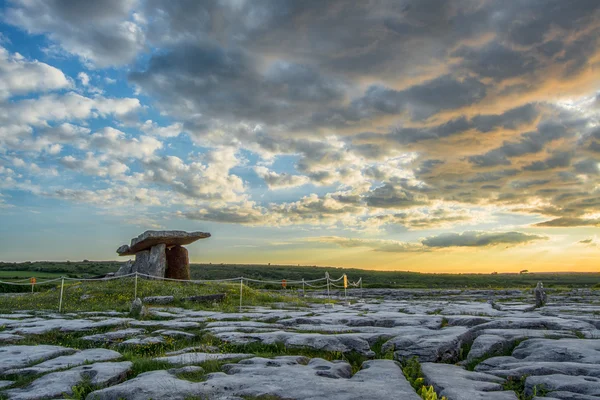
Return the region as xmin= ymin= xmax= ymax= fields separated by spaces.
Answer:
xmin=115 ymin=230 xmax=210 ymax=280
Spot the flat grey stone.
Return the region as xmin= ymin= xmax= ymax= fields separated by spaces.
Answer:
xmin=512 ymin=338 xmax=600 ymax=363
xmin=0 ymin=345 xmax=75 ymax=374
xmin=120 ymin=336 xmax=164 ymax=346
xmin=0 ymin=380 xmax=14 ymax=389
xmin=215 ymin=330 xmax=375 ymax=356
xmin=483 ymin=361 xmax=600 ymax=379
xmin=467 ymin=334 xmax=512 ymax=363
xmin=154 ymin=329 xmax=196 ymax=338
xmin=154 ymin=352 xmax=253 ymax=365
xmin=0 ymin=334 xmax=24 ymax=343
xmin=4 ymin=348 xmax=122 ymax=376
xmin=129 ymin=320 xmax=201 ymax=329
xmin=4 ymin=317 xmax=131 ymax=335
xmin=421 ymin=363 xmax=518 ymax=400
xmin=81 ymin=328 xmax=145 ymax=343
xmin=3 ymin=361 xmax=131 ymax=400
xmin=87 ymin=357 xmax=420 ymax=400
xmin=382 ymin=326 xmax=472 ymax=362
xmin=118 ymin=230 xmax=210 ymax=255
xmin=525 ymin=374 xmax=600 ymax=398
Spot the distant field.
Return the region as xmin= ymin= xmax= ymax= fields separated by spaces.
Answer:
xmin=0 ymin=261 xmax=599 ymax=291
xmin=0 ymin=270 xmax=64 ymax=279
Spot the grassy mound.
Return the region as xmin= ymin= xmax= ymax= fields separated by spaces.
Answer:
xmin=0 ymin=276 xmax=312 ymax=313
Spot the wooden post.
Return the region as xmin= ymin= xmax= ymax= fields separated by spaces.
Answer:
xmin=134 ymin=272 xmax=138 ymax=300
xmin=58 ymin=278 xmax=65 ymax=313
xmin=239 ymin=278 xmax=243 ymax=312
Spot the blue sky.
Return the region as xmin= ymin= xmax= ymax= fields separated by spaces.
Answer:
xmin=0 ymin=0 xmax=599 ymax=272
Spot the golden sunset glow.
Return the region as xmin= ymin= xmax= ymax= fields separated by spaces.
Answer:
xmin=0 ymin=1 xmax=599 ymax=272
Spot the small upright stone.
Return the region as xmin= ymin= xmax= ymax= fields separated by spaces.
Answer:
xmin=165 ymin=245 xmax=190 ymax=280
xmin=130 ymin=298 xmax=143 ymax=319
xmin=534 ymin=282 xmax=547 ymax=308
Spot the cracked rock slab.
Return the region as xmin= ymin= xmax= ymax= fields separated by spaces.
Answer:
xmin=525 ymin=374 xmax=600 ymax=399
xmin=87 ymin=357 xmax=420 ymax=400
xmin=81 ymin=328 xmax=145 ymax=343
xmin=0 ymin=345 xmax=75 ymax=374
xmin=2 ymin=361 xmax=131 ymax=400
xmin=154 ymin=352 xmax=253 ymax=365
xmin=421 ymin=362 xmax=518 ymax=400
xmin=3 ymin=348 xmax=122 ymax=376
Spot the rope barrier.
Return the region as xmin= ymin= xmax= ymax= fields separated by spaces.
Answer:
xmin=1 ymin=270 xmax=363 ymax=313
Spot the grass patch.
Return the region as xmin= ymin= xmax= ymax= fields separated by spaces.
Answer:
xmin=400 ymin=357 xmax=447 ymax=400
xmin=0 ymin=277 xmax=314 ymax=313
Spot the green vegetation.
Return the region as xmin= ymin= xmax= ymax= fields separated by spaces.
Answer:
xmin=400 ymin=357 xmax=447 ymax=400
xmin=0 ymin=276 xmax=313 ymax=313
xmin=1 ymin=261 xmax=599 ymax=291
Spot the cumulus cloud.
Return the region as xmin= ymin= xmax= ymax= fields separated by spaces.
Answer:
xmin=0 ymin=46 xmax=70 ymax=98
xmin=254 ymin=166 xmax=309 ymax=190
xmin=4 ymin=0 xmax=145 ymax=67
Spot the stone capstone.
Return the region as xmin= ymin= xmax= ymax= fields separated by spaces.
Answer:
xmin=117 ymin=230 xmax=210 ymax=256
xmin=165 ymin=245 xmax=190 ymax=280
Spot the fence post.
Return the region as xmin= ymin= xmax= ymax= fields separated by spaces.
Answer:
xmin=239 ymin=278 xmax=243 ymax=312
xmin=134 ymin=272 xmax=138 ymax=300
xmin=344 ymin=274 xmax=347 ymax=300
xmin=326 ymin=272 xmax=330 ymax=300
xmin=302 ymin=278 xmax=305 ymax=296
xmin=360 ymin=278 xmax=363 ymax=298
xmin=58 ymin=277 xmax=65 ymax=313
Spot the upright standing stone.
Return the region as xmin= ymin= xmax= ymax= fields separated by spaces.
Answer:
xmin=132 ymin=250 xmax=151 ymax=275
xmin=165 ymin=245 xmax=190 ymax=280
xmin=534 ymin=282 xmax=547 ymax=308
xmin=148 ymin=244 xmax=167 ymax=277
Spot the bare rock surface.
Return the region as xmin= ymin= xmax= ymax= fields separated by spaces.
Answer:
xmin=525 ymin=374 xmax=600 ymax=398
xmin=3 ymin=361 xmax=131 ymax=400
xmin=81 ymin=328 xmax=145 ymax=343
xmin=0 ymin=345 xmax=75 ymax=374
xmin=88 ymin=357 xmax=420 ymax=400
xmin=154 ymin=352 xmax=254 ymax=365
xmin=421 ymin=363 xmax=518 ymax=400
xmin=4 ymin=348 xmax=122 ymax=376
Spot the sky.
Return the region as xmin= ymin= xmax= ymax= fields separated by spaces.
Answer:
xmin=0 ymin=0 xmax=599 ymax=273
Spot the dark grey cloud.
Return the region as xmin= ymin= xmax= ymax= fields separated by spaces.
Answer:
xmin=453 ymin=42 xmax=539 ymax=80
xmin=574 ymin=159 xmax=600 ymax=175
xmin=535 ymin=217 xmax=600 ymax=227
xmin=469 ymin=119 xmax=582 ymax=167
xmin=4 ymin=0 xmax=142 ymax=66
xmin=472 ymin=104 xmax=539 ymax=133
xmin=422 ymin=231 xmax=546 ymax=248
xmin=364 ymin=183 xmax=428 ymax=209
xmin=523 ymin=151 xmax=572 ymax=171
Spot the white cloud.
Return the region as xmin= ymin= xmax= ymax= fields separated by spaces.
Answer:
xmin=77 ymin=72 xmax=90 ymax=86
xmin=140 ymin=120 xmax=183 ymax=138
xmin=0 ymin=46 xmax=70 ymax=98
xmin=254 ymin=166 xmax=309 ymax=189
